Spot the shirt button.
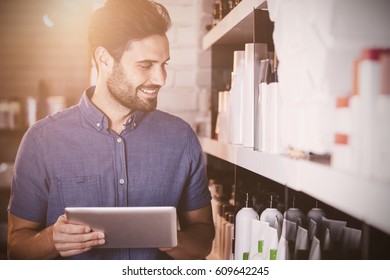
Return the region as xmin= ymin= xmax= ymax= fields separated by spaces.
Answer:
xmin=117 ymin=138 xmax=122 ymax=143
xmin=96 ymin=122 xmax=101 ymax=127
xmin=119 ymin=179 xmax=125 ymax=185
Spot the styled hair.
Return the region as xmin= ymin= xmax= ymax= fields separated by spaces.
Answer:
xmin=88 ymin=0 xmax=171 ymax=62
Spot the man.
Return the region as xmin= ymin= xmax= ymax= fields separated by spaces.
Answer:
xmin=7 ymin=0 xmax=214 ymax=260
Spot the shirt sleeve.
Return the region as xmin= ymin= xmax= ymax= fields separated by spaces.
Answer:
xmin=8 ymin=127 xmax=49 ymax=223
xmin=178 ymin=126 xmax=211 ymax=212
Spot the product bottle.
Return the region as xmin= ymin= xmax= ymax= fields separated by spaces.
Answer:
xmin=212 ymin=0 xmax=221 ymax=27
xmin=268 ymin=67 xmax=281 ymax=154
xmin=234 ymin=193 xmax=259 ymax=260
xmin=259 ymin=194 xmax=283 ymax=238
xmin=331 ymin=96 xmax=352 ymax=172
xmin=257 ymin=59 xmax=270 ymax=151
xmin=208 ymin=181 xmax=223 ymax=256
xmin=306 ymin=201 xmax=326 ymax=241
xmin=216 ymin=201 xmax=233 ymax=258
xmin=223 ymin=213 xmax=235 ymax=260
xmin=215 ymin=91 xmax=223 ymax=140
xmin=306 ymin=201 xmax=326 ymax=225
xmin=373 ymin=50 xmax=390 ymax=183
xmin=242 ymin=43 xmax=268 ymax=148
xmin=249 ymin=219 xmax=269 ymax=260
xmin=219 ymin=206 xmax=233 ymax=258
xmin=350 ymin=49 xmax=382 ymax=178
xmin=283 ymin=196 xmax=305 ymax=225
xmin=229 ymin=50 xmax=245 ymax=144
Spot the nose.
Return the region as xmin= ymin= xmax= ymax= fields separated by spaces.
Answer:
xmin=150 ymin=65 xmax=167 ymax=87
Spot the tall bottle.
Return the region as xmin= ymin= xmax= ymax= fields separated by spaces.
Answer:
xmin=234 ymin=193 xmax=259 ymax=260
xmin=223 ymin=213 xmax=235 ymax=260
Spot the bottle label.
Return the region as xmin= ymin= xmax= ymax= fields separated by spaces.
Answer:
xmin=258 ymin=240 xmax=263 ymax=253
xmin=270 ymin=249 xmax=277 ymax=260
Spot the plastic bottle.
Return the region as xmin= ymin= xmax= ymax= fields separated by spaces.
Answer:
xmin=283 ymin=196 xmax=305 ymax=225
xmin=223 ymin=213 xmax=235 ymax=260
xmin=234 ymin=193 xmax=259 ymax=260
xmin=306 ymin=201 xmax=326 ymax=241
xmin=259 ymin=194 xmax=283 ymax=238
xmin=268 ymin=69 xmax=281 ymax=154
xmin=306 ymin=201 xmax=326 ymax=225
xmin=219 ymin=206 xmax=233 ymax=258
xmin=257 ymin=59 xmax=270 ymax=151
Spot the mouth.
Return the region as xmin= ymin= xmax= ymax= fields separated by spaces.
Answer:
xmin=138 ymin=86 xmax=160 ymax=98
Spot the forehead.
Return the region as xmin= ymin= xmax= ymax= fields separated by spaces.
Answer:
xmin=121 ymin=34 xmax=170 ymax=62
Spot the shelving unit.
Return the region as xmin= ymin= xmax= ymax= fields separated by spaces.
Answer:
xmin=200 ymin=137 xmax=390 ymax=235
xmin=202 ymin=0 xmax=268 ymax=50
xmin=202 ymin=0 xmax=390 ymax=259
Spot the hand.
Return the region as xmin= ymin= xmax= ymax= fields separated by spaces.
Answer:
xmin=158 ymin=246 xmax=175 ymax=253
xmin=52 ymin=214 xmax=105 ymax=257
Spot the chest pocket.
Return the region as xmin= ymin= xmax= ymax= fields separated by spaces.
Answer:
xmin=58 ymin=175 xmax=101 ymax=207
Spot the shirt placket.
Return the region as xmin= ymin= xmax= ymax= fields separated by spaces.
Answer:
xmin=114 ymin=135 xmax=127 ymax=207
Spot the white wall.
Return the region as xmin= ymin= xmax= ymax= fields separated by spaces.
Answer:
xmin=157 ymin=0 xmax=213 ymax=128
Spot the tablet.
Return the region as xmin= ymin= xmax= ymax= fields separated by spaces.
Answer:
xmin=65 ymin=206 xmax=177 ymax=249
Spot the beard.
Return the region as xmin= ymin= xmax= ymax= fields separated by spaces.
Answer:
xmin=106 ymin=63 xmax=158 ymax=112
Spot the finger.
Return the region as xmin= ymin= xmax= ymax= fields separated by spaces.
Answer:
xmin=55 ymin=237 xmax=105 ymax=252
xmin=57 ymin=223 xmax=93 ymax=235
xmin=54 ymin=230 xmax=105 ymax=244
xmin=159 ymin=246 xmax=174 ymax=252
xmin=58 ymin=247 xmax=92 ymax=258
xmin=55 ymin=214 xmax=92 ymax=235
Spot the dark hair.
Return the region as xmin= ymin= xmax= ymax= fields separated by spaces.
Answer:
xmin=88 ymin=0 xmax=171 ymax=62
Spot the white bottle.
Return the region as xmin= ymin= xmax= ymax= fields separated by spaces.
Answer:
xmin=234 ymin=193 xmax=259 ymax=260
xmin=215 ymin=91 xmax=224 ymax=140
xmin=259 ymin=195 xmax=283 ymax=239
xmin=223 ymin=213 xmax=235 ymax=260
xmin=257 ymin=59 xmax=270 ymax=151
xmin=249 ymin=219 xmax=269 ymax=260
xmin=352 ymin=49 xmax=381 ymax=178
xmin=268 ymin=71 xmax=281 ymax=154
xmin=242 ymin=43 xmax=268 ymax=148
xmin=229 ymin=50 xmax=245 ymax=145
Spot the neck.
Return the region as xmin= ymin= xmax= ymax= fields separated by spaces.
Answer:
xmin=91 ymin=83 xmax=132 ymax=134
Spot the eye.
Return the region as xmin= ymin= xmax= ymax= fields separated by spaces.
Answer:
xmin=139 ymin=62 xmax=152 ymax=69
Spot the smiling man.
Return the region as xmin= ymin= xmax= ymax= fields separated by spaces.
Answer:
xmin=7 ymin=0 xmax=214 ymax=260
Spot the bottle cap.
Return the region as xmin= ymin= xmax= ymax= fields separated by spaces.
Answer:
xmin=336 ymin=96 xmax=349 ymax=108
xmin=334 ymin=133 xmax=349 ymax=145
xmin=362 ymin=49 xmax=381 ymax=61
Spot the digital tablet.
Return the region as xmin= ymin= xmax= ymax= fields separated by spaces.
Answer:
xmin=65 ymin=206 xmax=177 ymax=249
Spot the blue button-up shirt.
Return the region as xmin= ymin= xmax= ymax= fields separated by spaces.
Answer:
xmin=9 ymin=87 xmax=211 ymax=259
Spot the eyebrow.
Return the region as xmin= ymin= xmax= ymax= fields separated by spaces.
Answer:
xmin=136 ymin=57 xmax=170 ymax=64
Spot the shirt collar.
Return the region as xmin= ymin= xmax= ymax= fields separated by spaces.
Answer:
xmin=79 ymin=86 xmax=148 ymax=132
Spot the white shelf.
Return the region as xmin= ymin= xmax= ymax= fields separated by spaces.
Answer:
xmin=202 ymin=0 xmax=267 ymax=50
xmin=200 ymin=137 xmax=390 ymax=235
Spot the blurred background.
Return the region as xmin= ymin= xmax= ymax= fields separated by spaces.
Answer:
xmin=0 ymin=0 xmax=213 ymax=259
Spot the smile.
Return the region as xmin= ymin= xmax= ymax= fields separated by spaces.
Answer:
xmin=139 ymin=87 xmax=159 ymax=95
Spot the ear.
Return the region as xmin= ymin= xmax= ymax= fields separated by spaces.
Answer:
xmin=94 ymin=46 xmax=114 ymax=73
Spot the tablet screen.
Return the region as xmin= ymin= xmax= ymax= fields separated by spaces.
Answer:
xmin=65 ymin=206 xmax=177 ymax=248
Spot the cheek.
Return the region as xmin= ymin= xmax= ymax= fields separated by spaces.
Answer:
xmin=126 ymin=67 xmax=150 ymax=86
